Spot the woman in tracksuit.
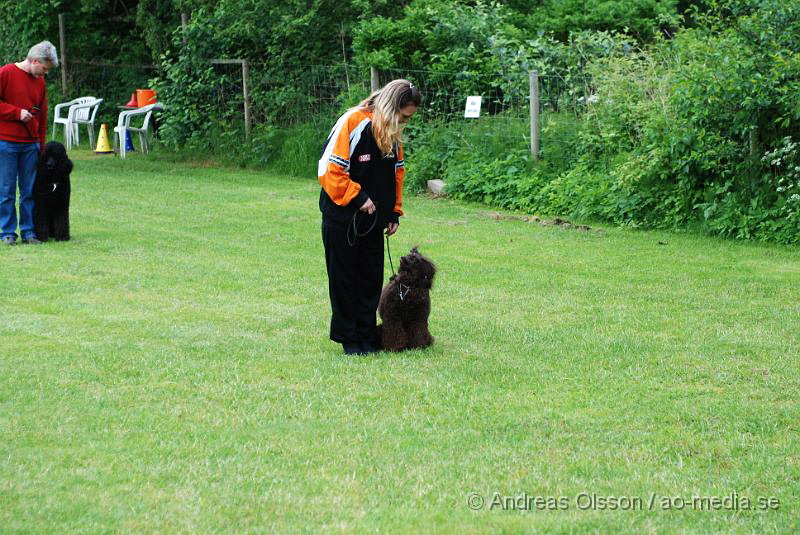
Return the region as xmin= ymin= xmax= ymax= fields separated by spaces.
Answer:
xmin=318 ymin=79 xmax=422 ymax=355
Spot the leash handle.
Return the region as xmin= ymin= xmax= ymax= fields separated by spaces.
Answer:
xmin=346 ymin=205 xmax=378 ymax=246
xmin=20 ymin=113 xmax=36 ymax=140
xmin=346 ymin=202 xmax=398 ymax=283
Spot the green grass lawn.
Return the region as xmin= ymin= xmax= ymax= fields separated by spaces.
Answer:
xmin=1 ymin=150 xmax=798 ymax=534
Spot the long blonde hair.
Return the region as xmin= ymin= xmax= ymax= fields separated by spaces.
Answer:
xmin=356 ymin=79 xmax=422 ymax=156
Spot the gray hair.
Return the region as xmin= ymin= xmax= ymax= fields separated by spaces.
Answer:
xmin=26 ymin=41 xmax=59 ymax=67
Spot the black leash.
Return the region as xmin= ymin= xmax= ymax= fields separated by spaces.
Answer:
xmin=20 ymin=110 xmax=38 ymax=140
xmin=384 ymin=233 xmax=411 ymax=300
xmin=21 ymin=85 xmax=45 ymax=142
xmin=385 ymin=233 xmax=396 ymax=278
xmin=346 ymin=206 xmax=378 ymax=246
xmin=19 ymin=102 xmax=43 ymax=142
xmin=347 ymin=206 xmax=409 ymax=300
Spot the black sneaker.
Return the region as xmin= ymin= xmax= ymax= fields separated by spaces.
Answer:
xmin=22 ymin=236 xmax=42 ymax=245
xmin=1 ymin=236 xmax=16 ymax=246
xmin=343 ymin=343 xmax=365 ymax=355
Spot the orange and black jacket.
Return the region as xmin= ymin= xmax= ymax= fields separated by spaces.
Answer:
xmin=318 ymin=108 xmax=404 ymax=228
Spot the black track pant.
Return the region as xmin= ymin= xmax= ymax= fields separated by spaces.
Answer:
xmin=322 ymin=218 xmax=384 ymax=344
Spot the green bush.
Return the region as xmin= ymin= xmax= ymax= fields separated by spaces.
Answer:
xmin=405 ymin=110 xmax=537 ymax=191
xmin=512 ymin=0 xmax=681 ymax=41
xmin=418 ymin=2 xmax=800 ymax=245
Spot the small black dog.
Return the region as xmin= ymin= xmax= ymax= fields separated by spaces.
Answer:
xmin=377 ymin=246 xmax=437 ymax=351
xmin=33 ymin=141 xmax=72 ymax=242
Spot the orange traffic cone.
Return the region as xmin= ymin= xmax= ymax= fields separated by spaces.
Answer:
xmin=95 ymin=124 xmax=113 ymax=154
xmin=125 ymin=92 xmax=138 ymax=107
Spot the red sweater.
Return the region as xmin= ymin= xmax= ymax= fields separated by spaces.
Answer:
xmin=0 ymin=63 xmax=48 ymax=149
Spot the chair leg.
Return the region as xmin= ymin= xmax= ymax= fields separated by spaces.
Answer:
xmin=57 ymin=122 xmax=66 ymax=146
xmin=88 ymin=125 xmax=96 ymax=150
xmin=73 ymin=124 xmax=80 ymax=147
xmin=113 ymin=130 xmax=120 ymax=158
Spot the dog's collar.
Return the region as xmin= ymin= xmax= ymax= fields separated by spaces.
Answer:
xmin=398 ymin=282 xmax=412 ymax=301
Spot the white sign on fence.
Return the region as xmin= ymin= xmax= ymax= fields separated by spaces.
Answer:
xmin=464 ymin=96 xmax=482 ymax=118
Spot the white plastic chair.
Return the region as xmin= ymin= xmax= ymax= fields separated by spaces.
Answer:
xmin=52 ymin=97 xmax=103 ymax=150
xmin=113 ymin=103 xmax=163 ymax=159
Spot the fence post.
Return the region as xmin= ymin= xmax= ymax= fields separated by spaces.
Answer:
xmin=181 ymin=13 xmax=189 ymax=45
xmin=211 ymin=59 xmax=251 ymax=141
xmin=370 ymin=67 xmax=379 ymax=92
xmin=242 ymin=60 xmax=251 ymax=140
xmin=529 ymin=70 xmax=539 ymax=161
xmin=340 ymin=23 xmax=351 ymax=93
xmin=58 ymin=14 xmax=68 ymax=93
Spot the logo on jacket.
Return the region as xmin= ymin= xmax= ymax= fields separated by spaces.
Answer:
xmin=358 ymin=154 xmax=371 ymax=162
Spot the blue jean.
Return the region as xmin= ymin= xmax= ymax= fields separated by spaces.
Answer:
xmin=0 ymin=140 xmax=40 ymax=240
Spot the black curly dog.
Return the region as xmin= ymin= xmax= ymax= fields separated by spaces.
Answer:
xmin=376 ymin=246 xmax=436 ymax=351
xmin=33 ymin=141 xmax=72 ymax=242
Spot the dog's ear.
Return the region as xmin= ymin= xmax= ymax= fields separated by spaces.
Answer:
xmin=410 ymin=246 xmax=419 ymax=255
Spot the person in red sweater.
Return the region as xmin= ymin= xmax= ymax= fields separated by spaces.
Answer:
xmin=0 ymin=41 xmax=57 ymax=245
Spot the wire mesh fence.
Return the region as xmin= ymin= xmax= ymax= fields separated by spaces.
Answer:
xmin=44 ymin=58 xmax=593 ymax=160
xmin=44 ymin=60 xmax=159 ymax=135
xmin=207 ymin=61 xmax=372 ymax=128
